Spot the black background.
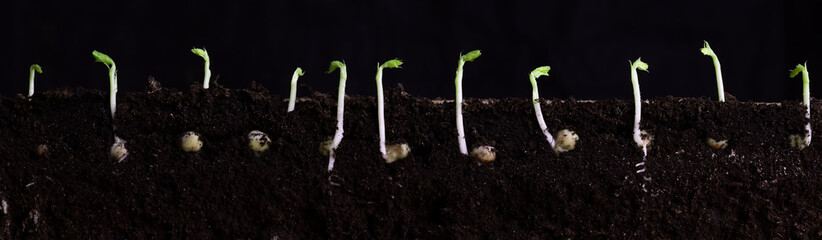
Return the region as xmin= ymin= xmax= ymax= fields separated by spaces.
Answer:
xmin=1 ymin=0 xmax=820 ymax=101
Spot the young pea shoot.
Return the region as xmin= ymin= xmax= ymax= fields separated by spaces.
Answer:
xmin=528 ymin=66 xmax=578 ymax=154
xmin=790 ymin=63 xmax=811 ymax=149
xmin=529 ymin=66 xmax=556 ymax=146
xmin=287 ymin=67 xmax=305 ymax=112
xmin=700 ymin=41 xmax=725 ymax=102
xmin=455 ymin=50 xmax=481 ymax=155
xmin=28 ymin=64 xmax=42 ymax=99
xmin=92 ymin=50 xmax=118 ymax=120
xmin=326 ymin=60 xmax=347 ymax=172
xmin=191 ymin=48 xmax=212 ymax=89
xmin=376 ymin=59 xmax=410 ymax=162
xmin=630 ymin=58 xmax=651 ymax=148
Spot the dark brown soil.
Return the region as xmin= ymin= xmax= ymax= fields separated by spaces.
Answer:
xmin=2 ymin=83 xmax=822 ymax=239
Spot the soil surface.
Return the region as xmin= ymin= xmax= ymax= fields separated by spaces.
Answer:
xmin=2 ymin=82 xmax=822 ymax=239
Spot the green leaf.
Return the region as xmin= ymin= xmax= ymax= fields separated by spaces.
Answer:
xmin=460 ymin=50 xmax=481 ymax=62
xmin=30 ymin=64 xmax=42 ymax=74
xmin=700 ymin=40 xmax=716 ymax=56
xmin=92 ymin=50 xmax=115 ymax=67
xmin=790 ymin=64 xmax=806 ymax=78
xmin=191 ymin=48 xmax=209 ymax=61
xmin=328 ymin=60 xmax=345 ymax=73
xmin=530 ymin=66 xmax=551 ymax=79
xmin=633 ymin=58 xmax=649 ymax=72
xmin=381 ymin=59 xmax=404 ymax=69
xmin=295 ymin=67 xmax=305 ymax=76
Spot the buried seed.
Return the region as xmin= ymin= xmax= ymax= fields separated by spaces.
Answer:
xmin=248 ymin=130 xmax=271 ymax=155
xmin=110 ymin=136 xmax=128 ymax=162
xmin=180 ymin=131 xmax=203 ymax=153
xmin=471 ymin=145 xmax=496 ymax=164
xmin=554 ymin=129 xmax=579 ymax=153
xmin=384 ymin=143 xmax=411 ymax=164
xmin=35 ymin=144 xmax=49 ymax=157
xmin=706 ymin=138 xmax=728 ymax=150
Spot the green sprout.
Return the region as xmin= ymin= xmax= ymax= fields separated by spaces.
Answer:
xmin=92 ymin=50 xmax=118 ymax=120
xmin=375 ymin=59 xmax=409 ymax=162
xmin=191 ymin=48 xmax=212 ymax=89
xmin=630 ymin=58 xmax=650 ymax=148
xmin=700 ymin=41 xmax=725 ymax=102
xmin=455 ymin=50 xmax=481 ymax=155
xmin=790 ymin=63 xmax=811 ymax=148
xmin=28 ymin=64 xmax=42 ymax=98
xmin=287 ymin=67 xmax=305 ymax=112
xmin=326 ymin=60 xmax=347 ymax=172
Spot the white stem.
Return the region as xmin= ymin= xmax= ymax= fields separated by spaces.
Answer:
xmin=376 ymin=65 xmax=387 ymax=157
xmin=533 ymin=100 xmax=556 ymax=148
xmin=711 ymin=55 xmax=725 ymax=102
xmin=109 ymin=64 xmax=117 ymax=120
xmin=287 ymin=68 xmax=301 ymax=112
xmin=328 ymin=65 xmax=347 ymax=172
xmin=455 ymin=59 xmax=468 ymax=155
xmin=804 ymin=68 xmax=811 ymax=145
xmin=631 ymin=63 xmax=643 ymax=147
xmin=28 ymin=68 xmax=35 ymax=98
xmin=531 ymin=75 xmax=555 ymax=148
xmin=203 ymin=60 xmax=211 ymax=89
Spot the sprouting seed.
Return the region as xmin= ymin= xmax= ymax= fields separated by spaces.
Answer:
xmin=191 ymin=48 xmax=212 ymax=89
xmin=706 ymin=138 xmax=728 ymax=150
xmin=630 ymin=58 xmax=651 ymax=148
xmin=28 ymin=64 xmax=42 ymax=99
xmin=180 ymin=131 xmax=203 ymax=153
xmin=375 ymin=59 xmax=409 ymax=162
xmin=326 ymin=60 xmax=348 ymax=172
xmin=287 ymin=67 xmax=305 ymax=112
xmin=790 ymin=63 xmax=811 ymax=149
xmin=454 ymin=50 xmax=481 ymax=155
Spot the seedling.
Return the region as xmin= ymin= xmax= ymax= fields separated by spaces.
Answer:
xmin=454 ymin=50 xmax=481 ymax=155
xmin=790 ymin=63 xmax=811 ymax=149
xmin=287 ymin=67 xmax=305 ymax=112
xmin=630 ymin=58 xmax=651 ymax=148
xmin=326 ymin=60 xmax=347 ymax=172
xmin=700 ymin=41 xmax=725 ymax=102
xmin=180 ymin=131 xmax=203 ymax=153
xmin=529 ymin=66 xmax=556 ymax=147
xmin=191 ymin=48 xmax=212 ymax=89
xmin=706 ymin=138 xmax=728 ymax=150
xmin=110 ymin=136 xmax=128 ymax=162
xmin=28 ymin=64 xmax=42 ymax=99
xmin=375 ymin=59 xmax=411 ymax=162
xmin=92 ymin=50 xmax=118 ymax=120
xmin=248 ymin=130 xmax=271 ymax=155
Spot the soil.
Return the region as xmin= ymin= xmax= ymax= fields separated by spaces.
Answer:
xmin=1 ymin=82 xmax=822 ymax=239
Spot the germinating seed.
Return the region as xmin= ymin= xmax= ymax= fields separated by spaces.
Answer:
xmin=384 ymin=143 xmax=411 ymax=164
xmin=248 ymin=130 xmax=271 ymax=154
xmin=110 ymin=136 xmax=128 ymax=162
xmin=554 ymin=129 xmax=579 ymax=153
xmin=471 ymin=146 xmax=496 ymax=164
xmin=706 ymin=138 xmax=728 ymax=150
xmin=180 ymin=131 xmax=203 ymax=153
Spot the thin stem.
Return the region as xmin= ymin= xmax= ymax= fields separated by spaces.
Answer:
xmin=529 ymin=66 xmax=555 ymax=147
xmin=287 ymin=67 xmax=304 ymax=112
xmin=630 ymin=58 xmax=648 ymax=147
xmin=376 ymin=64 xmax=387 ymax=157
xmin=327 ymin=61 xmax=347 ymax=172
xmin=455 ymin=59 xmax=467 ymax=155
